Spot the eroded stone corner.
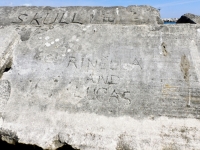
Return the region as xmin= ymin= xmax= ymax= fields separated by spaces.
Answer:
xmin=0 ymin=28 xmax=20 ymax=122
xmin=0 ymin=128 xmax=19 ymax=145
xmin=0 ymin=28 xmax=20 ymax=79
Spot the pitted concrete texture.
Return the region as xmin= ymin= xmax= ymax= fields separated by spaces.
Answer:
xmin=0 ymin=6 xmax=163 ymax=26
xmin=0 ymin=6 xmax=200 ymax=150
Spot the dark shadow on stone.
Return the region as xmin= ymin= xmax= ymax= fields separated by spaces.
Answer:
xmin=0 ymin=138 xmax=43 ymax=150
xmin=0 ymin=60 xmax=12 ymax=79
xmin=3 ymin=66 xmax=11 ymax=72
xmin=57 ymin=143 xmax=79 ymax=150
xmin=0 ymin=138 xmax=78 ymax=150
xmin=0 ymin=128 xmax=77 ymax=150
xmin=3 ymin=60 xmax=12 ymax=73
xmin=177 ymin=16 xmax=196 ymax=24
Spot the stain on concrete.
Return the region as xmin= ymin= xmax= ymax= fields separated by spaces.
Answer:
xmin=180 ymin=55 xmax=190 ymax=82
xmin=19 ymin=28 xmax=32 ymax=41
xmin=161 ymin=42 xmax=168 ymax=56
xmin=116 ymin=134 xmax=132 ymax=150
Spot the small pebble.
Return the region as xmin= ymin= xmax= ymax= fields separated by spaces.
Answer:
xmin=55 ymin=39 xmax=60 ymax=42
xmin=45 ymin=36 xmax=50 ymax=40
xmin=45 ymin=42 xmax=51 ymax=47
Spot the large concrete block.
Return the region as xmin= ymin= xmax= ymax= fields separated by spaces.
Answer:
xmin=0 ymin=6 xmax=200 ymax=150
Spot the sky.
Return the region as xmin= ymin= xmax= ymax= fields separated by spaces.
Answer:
xmin=0 ymin=0 xmax=200 ymax=18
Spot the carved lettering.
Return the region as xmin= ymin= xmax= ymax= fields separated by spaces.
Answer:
xmin=132 ymin=58 xmax=142 ymax=69
xmin=86 ymin=74 xmax=95 ymax=84
xmin=88 ymin=59 xmax=97 ymax=68
xmin=109 ymin=89 xmax=119 ymax=103
xmin=103 ymin=10 xmax=115 ymax=23
xmin=100 ymin=57 xmax=108 ymax=69
xmin=110 ymin=60 xmax=119 ymax=70
xmin=86 ymin=86 xmax=132 ymax=105
xmin=43 ymin=13 xmax=59 ymax=25
xmin=74 ymin=86 xmax=82 ymax=98
xmin=59 ymin=13 xmax=69 ymax=24
xmin=90 ymin=14 xmax=94 ymax=23
xmin=10 ymin=7 xmax=149 ymax=26
xmin=71 ymin=13 xmax=84 ymax=24
xmin=12 ymin=14 xmax=28 ymax=23
xmin=98 ymin=75 xmax=108 ymax=84
xmin=30 ymin=13 xmax=42 ymax=25
xmin=103 ymin=17 xmax=115 ymax=23
xmin=72 ymin=13 xmax=76 ymax=23
xmin=110 ymin=90 xmax=119 ymax=99
xmin=121 ymin=91 xmax=131 ymax=104
xmin=96 ymin=88 xmax=108 ymax=95
xmin=108 ymin=75 xmax=120 ymax=85
xmin=100 ymin=62 xmax=106 ymax=69
xmin=98 ymin=75 xmax=120 ymax=85
xmin=67 ymin=56 xmax=77 ymax=68
xmin=81 ymin=57 xmax=84 ymax=67
xmin=86 ymin=87 xmax=96 ymax=100
xmin=96 ymin=88 xmax=108 ymax=101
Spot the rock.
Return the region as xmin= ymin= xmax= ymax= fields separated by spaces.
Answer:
xmin=0 ymin=28 xmax=19 ymax=79
xmin=177 ymin=13 xmax=200 ymax=24
xmin=0 ymin=6 xmax=163 ymax=26
xmin=0 ymin=6 xmax=200 ymax=150
xmin=162 ymin=18 xmax=178 ymax=23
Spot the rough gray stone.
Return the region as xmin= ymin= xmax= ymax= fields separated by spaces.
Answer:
xmin=0 ymin=6 xmax=200 ymax=150
xmin=0 ymin=28 xmax=19 ymax=79
xmin=0 ymin=6 xmax=163 ymax=26
xmin=177 ymin=13 xmax=200 ymax=24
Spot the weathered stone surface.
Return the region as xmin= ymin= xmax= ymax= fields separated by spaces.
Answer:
xmin=0 ymin=6 xmax=163 ymax=26
xmin=1 ymin=6 xmax=200 ymax=150
xmin=0 ymin=29 xmax=19 ymax=113
xmin=0 ymin=28 xmax=19 ymax=78
xmin=177 ymin=13 xmax=200 ymax=24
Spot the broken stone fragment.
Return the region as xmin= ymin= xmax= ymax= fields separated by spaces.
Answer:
xmin=0 ymin=28 xmax=19 ymax=79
